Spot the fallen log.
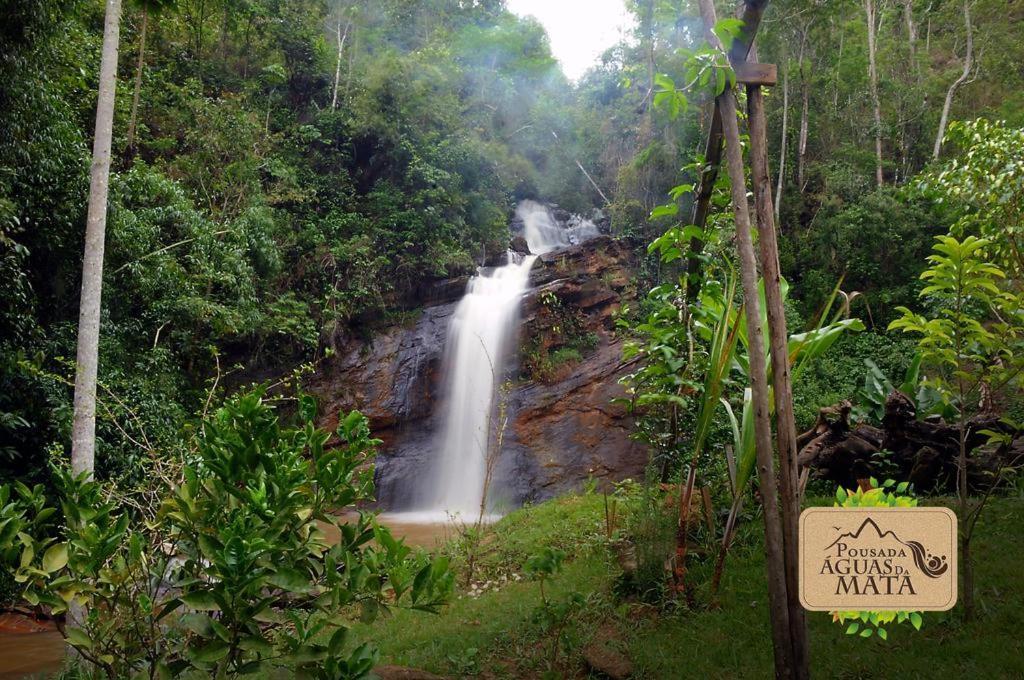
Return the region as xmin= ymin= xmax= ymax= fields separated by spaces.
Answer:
xmin=798 ymin=391 xmax=1021 ymax=493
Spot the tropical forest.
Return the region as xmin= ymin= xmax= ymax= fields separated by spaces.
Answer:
xmin=1 ymin=0 xmax=1023 ymax=677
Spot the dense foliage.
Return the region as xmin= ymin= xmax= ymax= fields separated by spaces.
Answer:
xmin=1 ymin=389 xmax=452 ymax=678
xmin=0 ymin=0 xmax=604 ymax=486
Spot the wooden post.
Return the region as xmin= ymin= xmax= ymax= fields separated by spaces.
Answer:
xmin=684 ymin=0 xmax=768 ymax=303
xmin=748 ymin=51 xmax=811 ymax=680
xmin=696 ymin=1 xmax=795 ymax=677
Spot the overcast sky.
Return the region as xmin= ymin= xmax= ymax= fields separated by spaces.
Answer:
xmin=504 ymin=0 xmax=634 ymax=80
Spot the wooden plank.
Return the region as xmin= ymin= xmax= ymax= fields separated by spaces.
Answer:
xmin=735 ymin=61 xmax=778 ymax=86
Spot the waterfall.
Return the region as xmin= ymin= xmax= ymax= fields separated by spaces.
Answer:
xmin=400 ymin=201 xmax=599 ymax=522
xmin=518 ymin=199 xmax=601 ymax=252
xmin=415 ymin=253 xmax=536 ymax=519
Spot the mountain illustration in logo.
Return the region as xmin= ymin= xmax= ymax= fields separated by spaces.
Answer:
xmin=825 ymin=518 xmax=949 ymax=578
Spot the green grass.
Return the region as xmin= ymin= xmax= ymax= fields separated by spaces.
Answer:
xmin=351 ymin=492 xmax=1024 ymax=678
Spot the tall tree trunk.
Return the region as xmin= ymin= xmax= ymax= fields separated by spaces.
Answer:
xmin=345 ymin=24 xmax=357 ymax=102
xmin=775 ymin=61 xmax=788 ymax=222
xmin=126 ymin=6 xmax=148 ymax=153
xmin=72 ymin=0 xmax=123 ymax=477
xmin=218 ymin=1 xmax=229 ymax=59
xmin=832 ymin=26 xmax=843 ymax=113
xmin=697 ymin=1 xmax=798 ymax=677
xmin=904 ymin=0 xmax=919 ymax=74
xmin=865 ymin=0 xmax=884 ymax=186
xmin=641 ymin=0 xmax=656 ymax=106
xmin=749 ymin=72 xmax=810 ymax=680
xmin=796 ymin=26 xmax=810 ymax=191
xmin=933 ymin=0 xmax=973 ymax=159
xmin=331 ymin=18 xmax=350 ymax=110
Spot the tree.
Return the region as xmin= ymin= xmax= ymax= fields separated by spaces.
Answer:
xmin=865 ymin=0 xmax=884 ymax=186
xmin=71 ymin=0 xmax=123 ymax=478
xmin=126 ymin=0 xmax=176 ymax=153
xmin=330 ymin=3 xmax=352 ymax=110
xmin=796 ymin=20 xmax=812 ymax=191
xmin=932 ymin=0 xmax=974 ymax=159
xmin=890 ymin=235 xmax=1023 ymax=620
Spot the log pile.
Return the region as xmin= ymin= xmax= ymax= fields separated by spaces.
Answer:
xmin=797 ymin=391 xmax=1023 ymax=492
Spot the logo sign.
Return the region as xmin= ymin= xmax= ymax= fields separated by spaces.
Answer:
xmin=799 ymin=507 xmax=957 ymax=611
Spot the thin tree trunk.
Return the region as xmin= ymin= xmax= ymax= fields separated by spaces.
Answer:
xmin=697 ymin=1 xmax=796 ymax=676
xmin=345 ymin=24 xmax=357 ymax=101
xmin=749 ymin=75 xmax=810 ymax=680
xmin=218 ymin=1 xmax=229 ymax=58
xmin=933 ymin=0 xmax=973 ymax=159
xmin=796 ymin=26 xmax=810 ymax=191
xmin=775 ymin=61 xmax=788 ymax=223
xmin=126 ymin=6 xmax=148 ymax=152
xmin=72 ymin=0 xmax=123 ymax=478
xmin=958 ymin=424 xmax=975 ymax=619
xmin=331 ymin=18 xmax=350 ymax=110
xmin=904 ymin=0 xmax=919 ymax=74
xmin=832 ymin=28 xmax=843 ymax=113
xmin=866 ymin=0 xmax=884 ymax=186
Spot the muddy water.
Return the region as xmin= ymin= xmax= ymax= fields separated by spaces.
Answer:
xmin=324 ymin=511 xmax=461 ymax=550
xmin=0 ymin=630 xmax=64 ymax=679
xmin=0 ymin=514 xmax=455 ymax=678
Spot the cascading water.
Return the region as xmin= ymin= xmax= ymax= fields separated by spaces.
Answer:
xmin=402 ymin=201 xmax=599 ymax=521
xmin=518 ymin=199 xmax=601 ymax=251
xmin=415 ymin=253 xmax=536 ymax=518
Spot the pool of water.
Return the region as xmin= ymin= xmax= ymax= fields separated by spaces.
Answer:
xmin=0 ymin=628 xmax=64 ymax=679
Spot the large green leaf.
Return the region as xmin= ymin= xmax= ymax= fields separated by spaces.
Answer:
xmin=42 ymin=542 xmax=68 ymax=573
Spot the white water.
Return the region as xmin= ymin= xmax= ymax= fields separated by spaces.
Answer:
xmin=403 ymin=202 xmax=600 ymax=522
xmin=518 ymin=199 xmax=601 ymax=252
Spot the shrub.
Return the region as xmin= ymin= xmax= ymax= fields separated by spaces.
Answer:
xmin=2 ymin=389 xmax=453 ymax=678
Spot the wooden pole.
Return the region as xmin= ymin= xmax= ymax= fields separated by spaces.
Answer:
xmin=684 ymin=0 xmax=768 ymax=303
xmin=696 ymin=1 xmax=795 ymax=677
xmin=748 ymin=53 xmax=811 ymax=680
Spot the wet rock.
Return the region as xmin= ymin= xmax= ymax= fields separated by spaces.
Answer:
xmin=510 ymin=234 xmax=530 ymax=255
xmin=306 ymin=232 xmax=646 ymax=510
xmin=483 ymin=248 xmax=508 ymax=267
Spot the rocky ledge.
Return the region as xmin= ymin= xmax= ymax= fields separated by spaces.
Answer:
xmin=305 ymin=235 xmax=647 ymax=510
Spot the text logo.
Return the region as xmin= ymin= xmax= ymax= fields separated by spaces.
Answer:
xmin=799 ymin=507 xmax=957 ymax=611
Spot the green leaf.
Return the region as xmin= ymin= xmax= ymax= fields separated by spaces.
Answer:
xmin=42 ymin=542 xmax=68 ymax=573
xmin=188 ymin=640 xmax=230 ymax=663
xmin=180 ymin=612 xmax=214 ymax=637
xmin=909 ymin=612 xmax=923 ymax=630
xmin=181 ymin=590 xmax=220 ymax=611
xmin=845 ymin=622 xmax=860 ymax=635
xmin=859 ymin=628 xmax=873 ymax=638
xmin=66 ymin=627 xmax=93 ymax=649
xmin=267 ymin=567 xmax=314 ymax=593
xmin=328 ymin=625 xmax=349 ymax=655
xmin=877 ymin=628 xmax=888 ymax=640
xmin=238 ymin=635 xmax=274 ymax=653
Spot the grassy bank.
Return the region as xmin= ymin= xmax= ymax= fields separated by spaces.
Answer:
xmin=352 ymin=492 xmax=1024 ymax=678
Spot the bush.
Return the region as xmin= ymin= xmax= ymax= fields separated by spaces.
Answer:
xmin=2 ymin=389 xmax=453 ymax=679
xmin=791 ymin=331 xmax=918 ymax=429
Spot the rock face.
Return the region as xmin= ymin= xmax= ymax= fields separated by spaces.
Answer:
xmin=307 ymin=230 xmax=648 ymax=510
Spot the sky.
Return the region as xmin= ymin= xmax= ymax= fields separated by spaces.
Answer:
xmin=504 ymin=0 xmax=634 ymax=81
